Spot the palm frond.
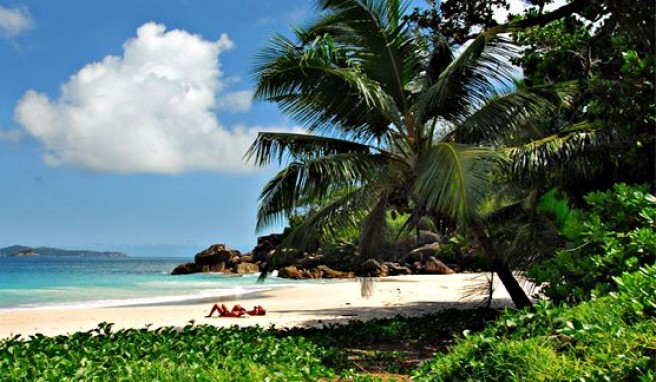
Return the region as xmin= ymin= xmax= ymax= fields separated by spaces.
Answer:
xmin=255 ymin=152 xmax=393 ymax=230
xmin=359 ymin=189 xmax=388 ymax=259
xmin=450 ymin=82 xmax=578 ymax=144
xmin=415 ymin=143 xmax=500 ymax=223
xmin=257 ymin=185 xmax=375 ymax=280
xmin=315 ymin=0 xmax=411 ymax=34
xmin=480 ymin=201 xmax=525 ymax=224
xmin=279 ymin=183 xmax=383 ymax=250
xmin=245 ymin=132 xmax=377 ymax=166
xmin=253 ymin=32 xmax=401 ymax=138
xmin=505 ymin=122 xmax=608 ymax=182
xmin=505 ymin=214 xmax=565 ymax=270
xmin=309 ymin=0 xmax=421 ymax=114
xmin=414 ymin=30 xmax=519 ymax=128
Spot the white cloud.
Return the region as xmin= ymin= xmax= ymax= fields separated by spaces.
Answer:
xmin=218 ymin=90 xmax=254 ymax=113
xmin=0 ymin=5 xmax=32 ymax=38
xmin=15 ymin=22 xmax=284 ymax=174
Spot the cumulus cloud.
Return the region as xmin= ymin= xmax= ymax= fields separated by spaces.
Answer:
xmin=218 ymin=90 xmax=254 ymax=113
xmin=15 ymin=22 xmax=281 ymax=174
xmin=0 ymin=5 xmax=33 ymax=38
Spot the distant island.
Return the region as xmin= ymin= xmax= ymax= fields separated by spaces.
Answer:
xmin=0 ymin=245 xmax=128 ymax=258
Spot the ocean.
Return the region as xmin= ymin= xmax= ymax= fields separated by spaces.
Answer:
xmin=0 ymin=256 xmax=309 ymax=311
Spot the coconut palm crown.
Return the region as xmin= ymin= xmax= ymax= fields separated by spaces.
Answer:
xmin=247 ymin=0 xmax=573 ymax=307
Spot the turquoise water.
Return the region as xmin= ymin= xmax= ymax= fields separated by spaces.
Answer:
xmin=0 ymin=256 xmax=303 ymax=311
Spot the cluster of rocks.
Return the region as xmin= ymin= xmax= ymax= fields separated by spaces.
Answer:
xmin=171 ymin=230 xmax=462 ymax=279
xmin=277 ymin=264 xmax=353 ymax=279
xmin=171 ymin=244 xmax=259 ymax=275
xmin=350 ymin=243 xmax=456 ymax=278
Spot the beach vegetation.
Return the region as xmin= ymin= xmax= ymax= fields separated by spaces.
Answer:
xmin=411 ymin=183 xmax=656 ymax=381
xmin=528 ymin=183 xmax=656 ymax=304
xmin=0 ymin=324 xmax=339 ymax=381
xmin=0 ymin=309 xmax=498 ymax=381
xmin=413 ymin=264 xmax=656 ymax=381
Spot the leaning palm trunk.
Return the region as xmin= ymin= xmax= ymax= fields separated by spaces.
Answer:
xmin=470 ymin=223 xmax=531 ymax=309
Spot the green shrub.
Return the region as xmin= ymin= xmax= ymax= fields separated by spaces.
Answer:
xmin=529 ymin=183 xmax=656 ymax=303
xmin=414 ymin=265 xmax=656 ymax=382
xmin=436 ymin=242 xmax=459 ymax=264
xmin=0 ymin=324 xmax=337 ymax=381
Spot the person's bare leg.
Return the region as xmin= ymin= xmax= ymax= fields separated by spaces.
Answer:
xmin=206 ymin=304 xmax=221 ymax=317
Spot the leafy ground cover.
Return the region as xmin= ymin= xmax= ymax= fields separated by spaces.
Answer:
xmin=0 ymin=309 xmax=497 ymax=381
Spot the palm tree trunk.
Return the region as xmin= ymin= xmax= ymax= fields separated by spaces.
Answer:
xmin=471 ymin=223 xmax=532 ymax=309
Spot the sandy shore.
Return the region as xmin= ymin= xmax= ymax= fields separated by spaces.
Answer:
xmin=0 ymin=273 xmax=519 ymax=339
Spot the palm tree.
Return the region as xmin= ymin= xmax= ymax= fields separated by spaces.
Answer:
xmin=247 ymin=0 xmax=573 ymax=308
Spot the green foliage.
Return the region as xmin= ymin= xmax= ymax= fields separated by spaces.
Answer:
xmin=414 ymin=264 xmax=656 ymax=381
xmin=385 ymin=211 xmax=412 ymax=243
xmin=0 ymin=324 xmax=337 ymax=381
xmin=511 ymin=0 xmax=655 ymax=188
xmin=537 ymin=188 xmax=573 ymax=229
xmin=280 ymin=308 xmax=497 ymax=350
xmin=529 ymin=183 xmax=656 ymax=303
xmin=0 ymin=309 xmax=497 ymax=381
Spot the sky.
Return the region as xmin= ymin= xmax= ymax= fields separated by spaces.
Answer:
xmin=0 ymin=0 xmax=315 ymax=256
xmin=0 ymin=0 xmax=553 ymax=257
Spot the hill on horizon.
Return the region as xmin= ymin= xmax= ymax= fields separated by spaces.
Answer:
xmin=0 ymin=245 xmax=128 ymax=258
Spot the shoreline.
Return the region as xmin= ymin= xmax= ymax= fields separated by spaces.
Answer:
xmin=0 ymin=273 xmax=519 ymax=339
xmin=0 ymin=282 xmax=316 ymax=313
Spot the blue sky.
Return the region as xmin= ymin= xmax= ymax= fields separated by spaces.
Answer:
xmin=0 ymin=0 xmax=537 ymax=257
xmin=0 ymin=0 xmax=317 ymax=256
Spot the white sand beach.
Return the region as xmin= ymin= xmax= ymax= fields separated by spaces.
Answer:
xmin=0 ymin=273 xmax=518 ymax=339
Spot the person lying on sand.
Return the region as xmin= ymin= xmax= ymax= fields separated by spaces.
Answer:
xmin=205 ymin=304 xmax=266 ymax=318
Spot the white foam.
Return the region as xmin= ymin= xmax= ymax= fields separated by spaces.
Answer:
xmin=0 ymin=287 xmax=271 ymax=312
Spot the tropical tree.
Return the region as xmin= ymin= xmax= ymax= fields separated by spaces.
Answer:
xmin=247 ymin=0 xmax=573 ymax=308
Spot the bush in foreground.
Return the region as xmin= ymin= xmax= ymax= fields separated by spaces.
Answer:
xmin=0 ymin=309 xmax=496 ymax=381
xmin=1 ymin=325 xmax=337 ymax=381
xmin=529 ymin=183 xmax=656 ymax=304
xmin=414 ymin=265 xmax=656 ymax=382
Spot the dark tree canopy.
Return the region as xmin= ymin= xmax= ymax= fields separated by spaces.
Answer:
xmin=513 ymin=0 xmax=655 ymax=194
xmin=407 ymin=0 xmax=655 ymax=195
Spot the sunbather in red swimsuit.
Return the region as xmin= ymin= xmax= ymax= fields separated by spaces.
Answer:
xmin=205 ymin=304 xmax=266 ymax=317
